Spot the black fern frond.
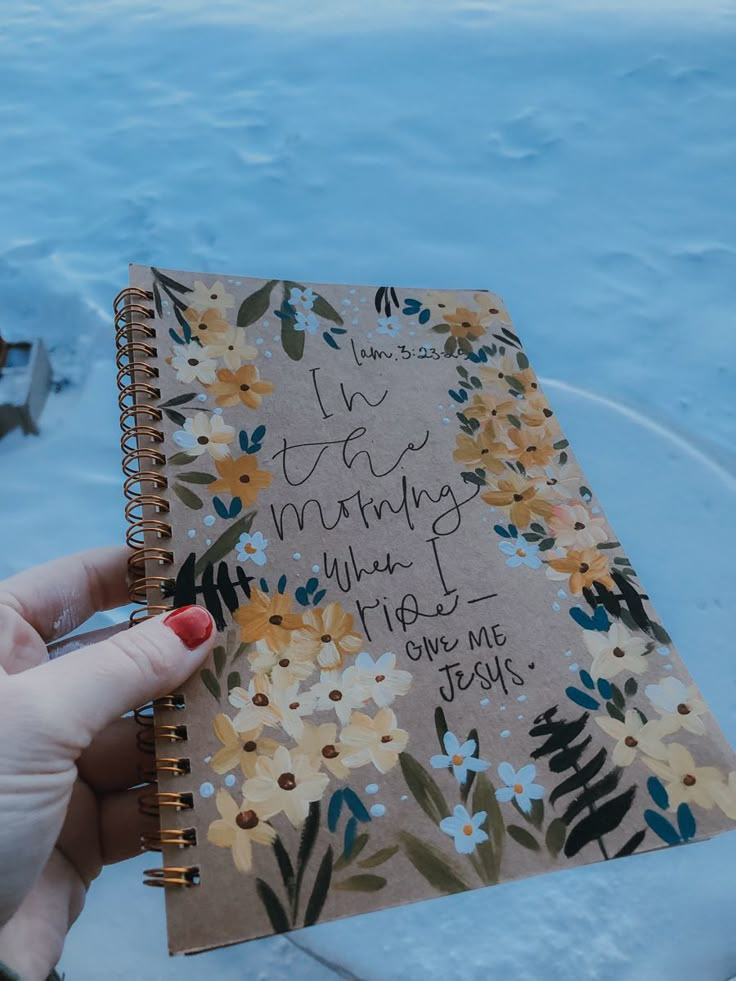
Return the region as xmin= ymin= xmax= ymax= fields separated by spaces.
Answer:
xmin=530 ymin=707 xmax=644 ymax=861
xmin=169 ymin=552 xmax=254 ymax=629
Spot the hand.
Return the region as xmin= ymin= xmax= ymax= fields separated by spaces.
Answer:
xmin=0 ymin=547 xmax=216 ymax=981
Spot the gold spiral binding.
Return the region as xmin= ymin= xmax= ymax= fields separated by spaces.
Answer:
xmin=114 ymin=284 xmax=198 ymax=890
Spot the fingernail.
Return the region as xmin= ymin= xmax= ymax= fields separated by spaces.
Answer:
xmin=164 ymin=606 xmax=214 ymax=650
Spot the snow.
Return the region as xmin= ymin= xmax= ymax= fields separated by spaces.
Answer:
xmin=1 ymin=1 xmax=735 ymax=977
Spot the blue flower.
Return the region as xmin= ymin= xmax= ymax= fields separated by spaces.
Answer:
xmin=498 ymin=535 xmax=542 ymax=569
xmin=293 ymin=311 xmax=319 ymax=334
xmin=377 ymin=316 xmax=401 ymax=337
xmin=236 ymin=530 xmax=269 ymax=566
xmin=439 ymin=804 xmax=488 ymax=854
xmin=495 ymin=762 xmax=544 ymax=813
xmin=430 ymin=730 xmax=490 ymax=783
xmin=289 ymin=286 xmax=316 ymax=310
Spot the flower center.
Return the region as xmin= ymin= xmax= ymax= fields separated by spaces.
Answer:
xmin=244 ymin=544 xmax=257 ymax=554
xmin=380 ymin=734 xmax=393 ymax=743
xmin=481 ymin=447 xmax=489 ymax=454
xmin=579 ymin=562 xmax=590 ymax=573
xmin=187 ymin=358 xmax=199 ymax=366
xmin=278 ymin=772 xmax=296 ymax=791
xmin=375 ymin=674 xmax=386 ymax=683
xmin=462 ymin=321 xmax=471 ymax=328
xmin=278 ymin=658 xmax=290 ymax=668
xmin=322 ymin=744 xmax=339 ymax=759
xmin=612 ymin=646 xmax=625 ymax=658
xmin=677 ymin=703 xmax=691 ymax=715
xmin=210 ymin=293 xmax=218 ymax=300
xmin=269 ymin=615 xmax=283 ymax=626
xmin=239 ymin=474 xmax=251 ymax=483
xmin=513 ymin=783 xmax=524 ymax=794
xmin=289 ymin=701 xmax=300 ymax=711
xmin=515 ymin=547 xmax=526 ymax=557
xmin=320 ymin=634 xmax=332 ymax=643
xmin=682 ymin=774 xmax=696 ymax=787
xmin=329 ymin=690 xmax=342 ymax=701
xmin=489 ymin=307 xmax=499 ymax=315
xmin=462 ymin=824 xmax=474 ymax=836
xmin=526 ymin=445 xmax=537 ymax=453
xmin=197 ymin=436 xmax=209 ymax=445
xmin=543 ymin=408 xmax=553 ymax=417
xmin=198 ymin=323 xmax=207 ymax=331
xmin=574 ymin=521 xmax=585 ymax=530
xmin=235 ymin=809 xmax=259 ymax=830
xmin=624 ymin=736 xmax=638 ymax=748
xmin=240 ymin=383 xmax=251 ymax=391
xmin=513 ymin=493 xmax=523 ymax=502
xmin=228 ymin=345 xmax=234 ymax=351
xmin=252 ymin=693 xmax=269 ymax=707
xmin=243 ymin=740 xmax=257 ymax=752
xmin=451 ymin=754 xmax=464 ymax=766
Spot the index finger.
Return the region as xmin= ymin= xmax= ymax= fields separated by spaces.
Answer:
xmin=0 ymin=546 xmax=130 ymax=643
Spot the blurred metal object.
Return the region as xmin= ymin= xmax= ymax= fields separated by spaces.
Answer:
xmin=0 ymin=335 xmax=52 ymax=438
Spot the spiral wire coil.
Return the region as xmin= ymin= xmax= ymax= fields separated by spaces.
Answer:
xmin=113 ymin=286 xmax=198 ymax=888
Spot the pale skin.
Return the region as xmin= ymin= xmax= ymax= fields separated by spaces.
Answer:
xmin=0 ymin=547 xmax=217 ymax=980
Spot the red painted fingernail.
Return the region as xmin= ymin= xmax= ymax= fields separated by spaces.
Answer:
xmin=164 ymin=606 xmax=214 ymax=650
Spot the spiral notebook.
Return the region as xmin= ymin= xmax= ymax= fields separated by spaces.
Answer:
xmin=115 ymin=265 xmax=736 ymax=956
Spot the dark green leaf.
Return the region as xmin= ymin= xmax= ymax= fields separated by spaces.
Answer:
xmin=194 ymin=512 xmax=256 ymax=575
xmin=432 ymin=322 xmax=451 ymax=333
xmin=565 ymin=787 xmax=637 ymax=857
xmin=507 ymin=414 xmax=521 ymax=429
xmin=399 ymin=832 xmax=469 ymax=894
xmin=226 ymin=671 xmax=241 ymax=691
xmin=650 ymin=621 xmax=672 ymax=645
xmin=624 ymin=677 xmax=638 ymax=697
xmin=272 ymin=837 xmax=295 ymax=905
xmin=167 ymin=451 xmax=197 ymax=465
xmin=255 ymin=878 xmax=290 ymax=933
xmin=164 ymin=409 xmax=187 ymax=426
xmin=399 ymin=752 xmax=450 ymax=824
xmin=292 ymin=801 xmax=320 ymax=921
xmin=303 ymin=846 xmax=333 ymax=927
xmin=334 ymin=874 xmax=386 ymax=892
xmin=200 ymin=668 xmax=221 ymax=701
xmin=358 ymin=845 xmax=400 ymax=869
xmin=172 ymin=483 xmax=203 ymax=510
xmin=159 ymin=392 xmax=198 ymax=408
xmin=614 ymin=828 xmax=647 ymax=857
xmin=513 ymin=796 xmax=544 ymax=829
xmin=151 ymin=267 xmax=192 ymax=295
xmin=332 ymin=833 xmax=368 ymax=871
xmin=545 ymin=818 xmax=567 ymax=858
xmin=237 ymin=279 xmax=278 ymax=327
xmin=176 ymin=471 xmax=217 ymax=484
xmin=213 ymin=646 xmax=226 ymax=676
xmin=472 ymin=773 xmax=501 ymax=884
xmin=461 ymin=727 xmax=480 ymax=804
xmin=312 ymin=293 xmax=344 ymax=325
xmin=610 ymin=683 xmax=625 ymax=710
xmin=606 ymin=702 xmax=625 ymax=723
xmin=507 ymin=825 xmax=540 ymax=851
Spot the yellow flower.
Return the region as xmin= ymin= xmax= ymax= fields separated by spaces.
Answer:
xmin=234 ymin=588 xmax=303 ymax=651
xmin=463 ymin=393 xmax=518 ymax=427
xmin=210 ymin=454 xmax=272 ymax=504
xmin=594 ymin=710 xmax=670 ymax=766
xmin=289 ymin=603 xmax=363 ymax=671
xmin=209 ymin=713 xmax=279 ymax=777
xmin=481 ymin=472 xmax=555 ymax=528
xmin=202 ymin=325 xmax=258 ymax=368
xmin=472 ymin=291 xmax=512 ymax=324
xmin=340 ymin=708 xmax=409 ymax=774
xmin=518 ymin=392 xmax=558 ymax=430
xmin=444 ymin=307 xmax=487 ymax=341
xmin=228 ymin=675 xmax=282 ymax=731
xmin=546 ymin=546 xmax=614 ymax=594
xmin=506 ymin=425 xmax=557 ymax=469
xmin=188 ymin=280 xmax=235 ymax=312
xmin=243 ymin=745 xmax=329 ymax=827
xmin=248 ymin=638 xmax=317 ymax=685
xmin=296 ymin=721 xmax=349 ymax=778
xmin=452 ymin=428 xmax=506 ymax=473
xmin=644 ymin=743 xmax=723 ymax=810
xmin=207 ymin=789 xmax=276 ymax=873
xmin=583 ymin=622 xmax=649 ymax=680
xmin=183 ymin=305 xmax=230 ymax=341
xmin=269 ymin=681 xmax=318 ymax=740
xmin=174 ymin=411 xmax=235 ymax=461
xmin=209 ymin=364 xmax=273 ymax=409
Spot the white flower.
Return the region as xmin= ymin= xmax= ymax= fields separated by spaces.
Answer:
xmin=595 ymin=710 xmax=670 ymax=766
xmin=495 ymin=763 xmax=544 ymax=813
xmin=269 ymin=681 xmax=318 ymax=740
xmin=188 ymin=279 xmax=235 ymax=312
xmin=228 ymin=676 xmax=281 ymax=731
xmin=643 ymin=743 xmax=723 ymax=810
xmin=206 ymin=789 xmax=275 ymax=873
xmin=293 ymin=310 xmax=319 ymax=334
xmin=202 ymin=325 xmax=258 ymax=369
xmin=243 ymin=745 xmax=329 ymax=827
xmin=712 ymin=771 xmax=736 ymax=820
xmin=173 ymin=411 xmax=234 ymax=460
xmin=376 ymin=316 xmax=401 ymax=337
xmin=171 ymin=342 xmax=218 ymax=384
xmin=296 ymin=721 xmax=349 ymax=779
xmin=439 ymin=804 xmax=488 ymax=854
xmin=431 ymin=730 xmax=490 ymax=783
xmin=498 ymin=535 xmax=542 ymax=569
xmin=289 ymin=286 xmax=316 ymax=310
xmin=353 ymin=651 xmax=412 ymax=707
xmin=340 ymin=707 xmax=408 ymax=774
xmin=645 ymin=676 xmax=708 ymax=736
xmin=312 ymin=667 xmax=368 ymax=724
xmin=236 ymin=531 xmax=268 ymax=566
xmin=248 ymin=639 xmax=317 ymax=686
xmin=583 ymin=622 xmax=649 ymax=681
xmin=548 ymin=504 xmax=607 ymax=549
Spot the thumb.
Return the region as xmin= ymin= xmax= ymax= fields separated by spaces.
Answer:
xmin=20 ymin=606 xmax=216 ymax=749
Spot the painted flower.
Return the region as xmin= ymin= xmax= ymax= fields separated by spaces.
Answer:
xmin=583 ymin=622 xmax=649 ymax=681
xmin=472 ymin=291 xmax=512 ymax=324
xmin=430 ymin=730 xmax=490 ymax=783
xmin=645 ymin=676 xmax=708 ymax=736
xmin=294 ymin=310 xmax=319 ymax=334
xmin=548 ymin=504 xmax=607 ymax=550
xmin=340 ymin=707 xmax=408 ymax=774
xmin=171 ymin=342 xmax=218 ymax=384
xmin=234 ymin=587 xmax=303 ymax=652
xmin=242 ymin=745 xmax=329 ymax=827
xmin=481 ymin=472 xmax=555 ymax=528
xmin=173 ymin=411 xmax=235 ymax=460
xmin=353 ymin=651 xmax=412 ymax=707
xmin=495 ymin=762 xmax=545 ymax=813
xmin=505 ymin=425 xmax=557 ymax=469
xmin=187 ymin=279 xmax=236 ymax=312
xmin=712 ymin=771 xmax=736 ymax=820
xmin=296 ymin=721 xmax=349 ymax=778
xmin=644 ymin=743 xmax=722 ymax=810
xmin=289 ymin=286 xmax=316 ymax=309
xmin=545 ymin=546 xmax=614 ymax=594
xmin=518 ymin=392 xmax=557 ymax=430
xmin=269 ymin=681 xmax=318 ymax=740
xmin=594 ymin=710 xmax=670 ymax=766
xmin=289 ymin=603 xmax=363 ymax=671
xmin=248 ymin=638 xmax=317 ymax=686
xmin=209 ymin=714 xmax=278 ymax=777
xmin=210 ymin=454 xmax=272 ymax=504
xmin=209 ymin=364 xmax=273 ymax=409
xmin=463 ymin=393 xmax=518 ymax=427
xmin=228 ymin=675 xmax=281 ymax=731
xmin=236 ymin=530 xmax=269 ymax=566
xmin=439 ymin=804 xmax=488 ymax=854
xmin=376 ymin=316 xmax=401 ymax=337
xmin=313 ymin=667 xmax=368 ymax=725
xmin=207 ymin=789 xmax=275 ymax=873
xmin=238 ymin=730 xmax=281 ymax=779
xmin=452 ymin=428 xmax=506 ymax=473
xmin=444 ymin=307 xmax=487 ymax=341
xmin=183 ymin=305 xmax=230 ymax=341
xmin=498 ymin=534 xmax=542 ymax=569
xmin=202 ymin=326 xmax=258 ymax=369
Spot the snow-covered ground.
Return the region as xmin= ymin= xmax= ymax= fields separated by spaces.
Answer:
xmin=1 ymin=1 xmax=735 ymax=978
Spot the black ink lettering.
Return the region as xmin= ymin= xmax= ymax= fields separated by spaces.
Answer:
xmin=427 ymin=535 xmax=456 ymax=597
xmin=310 ymin=367 xmax=333 ymax=420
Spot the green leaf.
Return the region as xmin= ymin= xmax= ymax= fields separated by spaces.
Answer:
xmin=513 ymin=796 xmax=544 ymax=829
xmin=399 ymin=832 xmax=469 ymax=894
xmin=200 ymin=668 xmax=221 ymax=701
xmin=272 ymin=837 xmax=295 ymax=906
xmin=606 ymin=702 xmax=625 ymax=723
xmin=472 ymin=774 xmax=501 ymax=884
xmin=650 ymin=621 xmax=672 ymax=645
xmin=432 ymin=322 xmax=451 ymax=333
xmin=332 ymin=833 xmax=368 ymax=871
xmin=434 ymin=706 xmax=449 ymax=754
xmin=172 ymin=482 xmax=203 ymax=510
xmin=226 ymin=670 xmax=241 ymax=691
xmin=516 ymin=351 xmax=529 ymax=370
xmin=237 ymin=279 xmax=278 ymax=327
xmin=358 ymin=845 xmax=400 ymax=869
xmin=303 ymin=846 xmax=333 ymax=927
xmin=213 ymin=646 xmax=226 ymax=676
xmin=545 ymin=818 xmax=567 ymax=858
xmin=280 ymin=311 xmax=305 ymax=361
xmin=507 ymin=824 xmax=540 ymax=851
xmin=255 ymin=878 xmax=290 ymax=933
xmin=194 ymin=511 xmax=256 ymax=576
xmin=168 ymin=452 xmax=197 ymax=466
xmin=334 ymin=874 xmax=386 ymax=892
xmin=293 ymin=801 xmax=320 ymax=920
xmin=399 ymin=752 xmax=450 ymax=824
xmin=159 ymin=392 xmax=197 ymax=408
xmin=610 ymin=683 xmax=625 ymax=710
xmin=176 ymin=471 xmax=217 ymax=484
xmin=461 ymin=727 xmax=481 ymax=804
xmin=507 ymin=414 xmax=521 ymax=429
xmin=312 ymin=293 xmax=344 ymax=325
